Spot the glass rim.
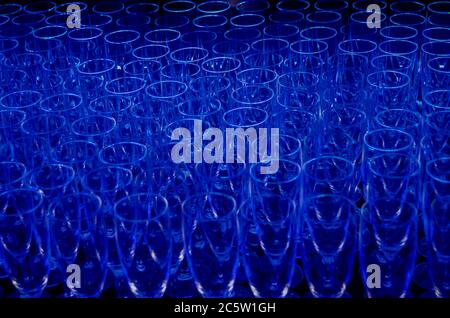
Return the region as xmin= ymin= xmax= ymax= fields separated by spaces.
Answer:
xmin=12 ymin=13 xmax=45 ymax=26
xmin=68 ymin=27 xmax=103 ymax=41
xmin=276 ymin=0 xmax=311 ymax=11
xmin=424 ymin=90 xmax=450 ymax=111
xmin=0 ymin=38 xmax=19 ymax=52
xmin=82 ymin=166 xmax=133 ymax=193
xmin=163 ymin=0 xmax=196 ymax=13
xmin=352 ymin=0 xmax=387 ymax=11
xmin=77 ymin=58 xmax=115 ymax=75
xmin=198 ymin=1 xmax=231 ymax=14
xmin=123 ymin=59 xmax=162 ymax=76
xmin=181 ymin=30 xmax=218 ymax=43
xmin=250 ymin=159 xmax=301 ymax=184
xmin=116 ymin=14 xmax=151 ymax=28
xmin=177 ymin=96 xmax=222 ymax=117
xmin=428 ymin=1 xmax=450 ymax=13
xmin=380 ymin=25 xmax=418 ymax=40
xmin=212 ymin=41 xmax=250 ymax=56
xmin=303 ymin=155 xmax=354 ymax=181
xmin=427 ymin=54 xmax=450 ymax=74
xmin=49 ymin=192 xmax=102 ymax=221
xmin=115 ymin=193 xmax=169 ymax=222
xmin=291 ymin=39 xmax=329 ymax=55
xmin=390 ymin=12 xmax=427 ymax=26
xmin=236 ymin=67 xmax=278 ymax=85
xmin=351 ymin=11 xmax=387 ymax=24
xmin=201 ymin=56 xmax=241 ymax=74
xmin=277 ymin=71 xmax=319 ymax=90
xmin=230 ymin=13 xmax=265 ymax=28
xmin=367 ymin=70 xmax=410 ymax=89
xmin=55 ymin=139 xmax=98 ymax=163
xmin=104 ymin=76 xmax=146 ymax=95
xmin=363 ymin=128 xmax=414 ymax=153
xmin=40 ymin=93 xmax=83 ymax=112
xmin=145 ymin=80 xmax=188 ymax=99
xmin=54 ymin=2 xmax=88 ymax=14
xmin=300 ymin=26 xmax=338 ymax=41
xmin=104 ymin=29 xmax=140 ymax=44
xmin=391 ymin=0 xmax=426 ymax=13
xmin=132 ymin=44 xmax=170 ymax=60
xmin=314 ymin=0 xmax=349 ymax=11
xmin=155 ymin=14 xmax=189 ymax=28
xmin=126 ymin=2 xmax=159 ymax=15
xmin=269 ymin=10 xmax=304 ymax=24
xmin=92 ymin=1 xmax=125 ymax=14
xmin=421 ymin=41 xmax=450 ymax=57
xmin=370 ymin=54 xmax=412 ymax=69
xmin=83 ymin=13 xmax=113 ymax=27
xmin=182 ymin=192 xmax=237 ymax=221
xmin=0 ymin=14 xmax=9 ymax=26
xmin=161 ymin=62 xmax=201 ymax=79
xmin=0 ymin=188 xmax=44 ymax=217
xmin=171 ymin=46 xmax=209 ymax=63
xmin=338 ymin=39 xmax=378 ymax=54
xmin=236 ymin=0 xmax=270 ymax=13
xmin=0 ymin=90 xmax=43 ymax=109
xmin=144 ymin=28 xmax=181 ymax=44
xmin=264 ymin=23 xmax=299 ymax=38
xmin=244 ymin=52 xmax=284 ymax=68
xmin=89 ymin=94 xmax=132 ymax=113
xmin=71 ymin=114 xmax=116 ymax=137
xmin=223 ymin=27 xmax=261 ymax=41
xmin=0 ymin=161 xmax=27 ymax=185
xmin=26 ymin=163 xmax=75 ymax=191
xmin=231 ymin=85 xmax=274 ymax=105
xmin=0 ymin=109 xmax=27 ymax=127
xmin=425 ymin=110 xmax=450 ymax=133
xmin=306 ymin=10 xmax=342 ymax=23
xmin=99 ymin=141 xmax=148 ymax=165
xmin=42 ymin=56 xmax=81 ymax=72
xmin=379 ymin=39 xmax=419 ymax=55
xmin=189 ymin=75 xmax=231 ymax=93
xmin=24 ymin=1 xmax=56 ymax=13
xmin=193 ymin=14 xmax=227 ymax=28
xmin=21 ymin=113 xmax=66 ymax=135
xmin=222 ymin=106 xmax=269 ymax=128
xmin=0 ymin=3 xmax=23 ymax=15
xmin=426 ymin=157 xmax=450 ymax=184
xmin=375 ymin=108 xmax=421 ymax=129
xmin=423 ymin=27 xmax=450 ymax=41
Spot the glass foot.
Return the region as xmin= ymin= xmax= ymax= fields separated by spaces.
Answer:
xmin=413 ymin=262 xmax=432 ymax=290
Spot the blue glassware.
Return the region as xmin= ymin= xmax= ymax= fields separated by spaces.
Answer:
xmin=49 ymin=192 xmax=108 ymax=298
xmin=114 ymin=193 xmax=172 ymax=298
xmin=182 ymin=192 xmax=238 ymax=298
xmin=238 ymin=194 xmax=298 ymax=298
xmin=425 ymin=157 xmax=450 ymax=298
xmin=301 ymin=194 xmax=357 ymax=298
xmin=359 ymin=199 xmax=418 ymax=298
xmin=0 ymin=188 xmax=49 ymax=297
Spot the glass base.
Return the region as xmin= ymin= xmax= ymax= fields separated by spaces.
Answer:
xmin=166 ymin=275 xmax=199 ymax=298
xmin=291 ymin=265 xmax=304 ymax=288
xmin=413 ymin=262 xmax=432 ymax=290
